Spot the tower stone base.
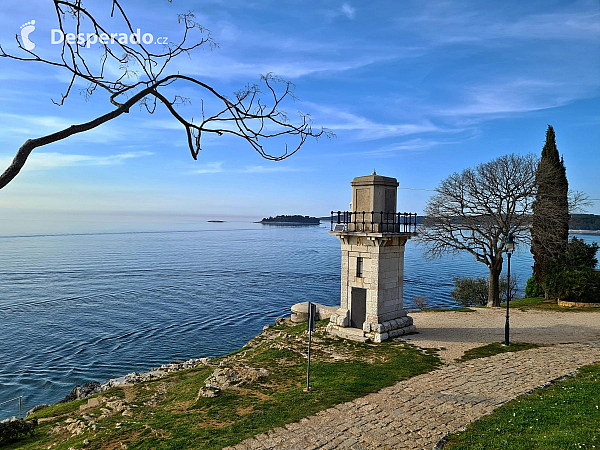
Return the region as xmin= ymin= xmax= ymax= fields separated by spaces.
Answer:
xmin=327 ymin=312 xmax=415 ymax=343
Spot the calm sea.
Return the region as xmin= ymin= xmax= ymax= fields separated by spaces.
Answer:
xmin=1 ymin=222 xmax=598 ymax=418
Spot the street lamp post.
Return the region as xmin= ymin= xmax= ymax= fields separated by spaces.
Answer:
xmin=504 ymin=233 xmax=515 ymax=346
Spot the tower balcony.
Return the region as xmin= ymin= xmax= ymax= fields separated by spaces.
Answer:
xmin=329 ymin=210 xmax=418 ymax=235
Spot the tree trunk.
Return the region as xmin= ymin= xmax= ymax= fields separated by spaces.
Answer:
xmin=487 ymin=265 xmax=501 ymax=307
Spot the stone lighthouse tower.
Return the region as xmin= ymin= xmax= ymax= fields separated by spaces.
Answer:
xmin=327 ymin=172 xmax=417 ymax=342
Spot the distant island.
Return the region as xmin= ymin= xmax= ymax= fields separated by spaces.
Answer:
xmin=207 ymin=220 xmax=225 ymax=223
xmin=257 ymin=215 xmax=321 ymax=225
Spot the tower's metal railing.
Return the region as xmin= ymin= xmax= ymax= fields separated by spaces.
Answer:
xmin=330 ymin=211 xmax=418 ymax=233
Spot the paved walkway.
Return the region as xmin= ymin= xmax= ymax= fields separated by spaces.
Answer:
xmin=405 ymin=308 xmax=600 ymax=363
xmin=226 ymin=341 xmax=600 ymax=450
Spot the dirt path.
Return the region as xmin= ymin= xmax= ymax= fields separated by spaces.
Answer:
xmin=405 ymin=307 xmax=600 ymax=363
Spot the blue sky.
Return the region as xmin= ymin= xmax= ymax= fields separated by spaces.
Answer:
xmin=1 ymin=0 xmax=599 ymax=233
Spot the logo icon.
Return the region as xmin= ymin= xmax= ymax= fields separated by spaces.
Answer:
xmin=20 ymin=20 xmax=36 ymax=50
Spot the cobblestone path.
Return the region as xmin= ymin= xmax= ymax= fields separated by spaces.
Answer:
xmin=227 ymin=341 xmax=600 ymax=450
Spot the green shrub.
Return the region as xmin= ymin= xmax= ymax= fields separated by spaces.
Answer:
xmin=451 ymin=277 xmax=488 ymax=306
xmin=0 ymin=418 xmax=38 ymax=445
xmin=451 ymin=276 xmax=518 ymax=306
xmin=545 ymin=268 xmax=600 ymax=303
xmin=560 ymin=237 xmax=598 ymax=268
xmin=544 ymin=237 xmax=600 ymax=302
xmin=525 ymin=276 xmax=544 ymax=298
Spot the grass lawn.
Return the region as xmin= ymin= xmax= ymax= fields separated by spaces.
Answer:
xmin=456 ymin=342 xmax=543 ymax=363
xmin=7 ymin=319 xmax=440 ymax=449
xmin=501 ymin=297 xmax=600 ymax=312
xmin=445 ymin=362 xmax=600 ymax=449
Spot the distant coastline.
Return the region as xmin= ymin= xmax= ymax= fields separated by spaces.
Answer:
xmin=257 ymin=215 xmax=320 ymax=225
xmin=570 ymin=229 xmax=600 ymax=235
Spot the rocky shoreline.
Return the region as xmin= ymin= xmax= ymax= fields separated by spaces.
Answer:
xmin=22 ymin=318 xmax=293 ymax=419
xmin=26 ymin=357 xmax=213 ymax=417
xmin=14 ymin=325 xmax=281 ymax=443
xmin=28 ymin=332 xmax=277 ymax=417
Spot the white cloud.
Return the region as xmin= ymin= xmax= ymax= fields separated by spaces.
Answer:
xmin=188 ymin=162 xmax=306 ymax=174
xmin=307 ymin=104 xmax=443 ymax=141
xmin=0 ymin=113 xmax=128 ymax=144
xmin=188 ymin=161 xmax=309 ymax=174
xmin=190 ymin=161 xmax=224 ymax=174
xmin=242 ymin=165 xmax=302 ymax=173
xmin=398 ymin=5 xmax=600 ymax=44
xmin=370 ymin=138 xmax=444 ymax=154
xmin=0 ymin=151 xmax=153 ymax=171
xmin=148 ymin=119 xmax=186 ymax=131
xmin=169 ymin=53 xmax=388 ymax=80
xmin=341 ymin=3 xmax=356 ymax=20
xmin=0 ymin=69 xmax=46 ymax=81
xmin=437 ymin=78 xmax=596 ymax=119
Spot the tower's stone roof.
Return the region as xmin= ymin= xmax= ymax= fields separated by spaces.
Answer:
xmin=351 ymin=172 xmax=398 ymax=187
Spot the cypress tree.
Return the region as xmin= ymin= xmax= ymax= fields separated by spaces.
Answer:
xmin=531 ymin=125 xmax=570 ymax=290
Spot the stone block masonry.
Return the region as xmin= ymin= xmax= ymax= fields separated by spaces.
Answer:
xmin=327 ymin=233 xmax=414 ymax=342
xmin=328 ymin=172 xmax=417 ymax=343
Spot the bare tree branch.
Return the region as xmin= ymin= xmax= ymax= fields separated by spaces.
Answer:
xmin=0 ymin=0 xmax=333 ymax=189
xmin=568 ymin=189 xmax=591 ymax=214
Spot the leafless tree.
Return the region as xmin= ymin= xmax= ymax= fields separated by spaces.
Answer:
xmin=0 ymin=0 xmax=332 ymax=189
xmin=568 ymin=190 xmax=592 ymax=214
xmin=411 ymin=295 xmax=427 ymax=310
xmin=417 ymin=153 xmax=538 ymax=307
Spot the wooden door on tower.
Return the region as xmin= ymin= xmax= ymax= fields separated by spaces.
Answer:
xmin=350 ymin=287 xmax=366 ymax=329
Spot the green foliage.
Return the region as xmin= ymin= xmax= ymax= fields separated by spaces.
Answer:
xmin=525 ymin=276 xmax=544 ymax=298
xmin=544 ymin=237 xmax=600 ymax=303
xmin=451 ymin=276 xmax=518 ymax=306
xmin=260 ymin=215 xmax=319 ymax=224
xmin=531 ymin=124 xmax=570 ymax=285
xmin=451 ymin=277 xmax=488 ymax=306
xmin=457 ymin=343 xmax=541 ymax=363
xmin=559 ymin=237 xmax=599 ymax=268
xmin=545 ymin=268 xmax=600 ymax=303
xmin=445 ymin=363 xmax=600 ymax=449
xmin=570 ymin=214 xmax=600 ymax=230
xmin=0 ymin=419 xmax=38 ymax=446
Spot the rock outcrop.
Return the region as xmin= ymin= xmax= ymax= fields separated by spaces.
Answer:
xmin=198 ymin=363 xmax=268 ymax=398
xmin=58 ymin=357 xmax=212 ymax=403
